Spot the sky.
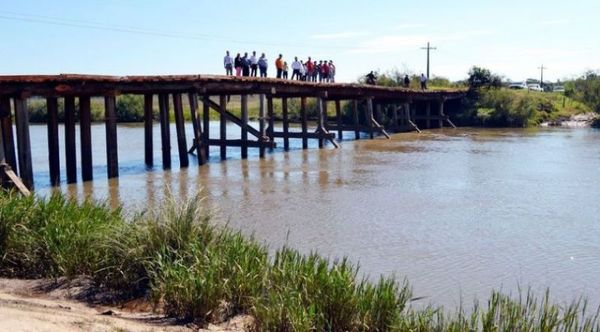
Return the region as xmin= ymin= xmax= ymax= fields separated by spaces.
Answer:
xmin=0 ymin=0 xmax=598 ymax=83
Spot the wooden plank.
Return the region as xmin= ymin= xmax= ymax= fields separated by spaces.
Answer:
xmin=267 ymin=96 xmax=274 ymax=151
xmin=335 ymin=100 xmax=343 ymax=140
xmin=240 ymin=94 xmax=249 ymax=159
xmin=13 ymin=97 xmax=33 ymax=189
xmin=272 ymin=131 xmax=335 ymax=139
xmin=282 ymin=97 xmax=289 ymax=150
xmin=173 ymin=93 xmax=189 ymax=167
xmin=144 ymin=94 xmax=153 ymax=166
xmin=259 ymin=94 xmax=266 ymax=158
xmin=353 ymin=100 xmax=360 ymax=139
xmin=202 ymin=96 xmax=210 ymax=159
xmin=205 ymin=99 xmax=261 ymax=138
xmin=64 ymin=96 xmax=77 ymax=183
xmin=104 ymin=96 xmax=119 ymax=178
xmin=3 ymin=167 xmax=31 ymax=196
xmin=158 ymin=93 xmax=171 ymax=169
xmin=0 ymin=97 xmax=17 ymax=171
xmin=79 ymin=96 xmax=93 ymax=181
xmin=188 ymin=93 xmax=206 ymax=164
xmin=219 ymin=95 xmax=227 ymax=160
xmin=206 ymin=139 xmax=275 ymax=148
xmin=300 ymin=97 xmax=308 ymax=149
xmin=45 ymin=97 xmax=60 ymax=186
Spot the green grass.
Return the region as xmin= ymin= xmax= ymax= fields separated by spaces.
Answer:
xmin=1 ymin=190 xmax=599 ymax=331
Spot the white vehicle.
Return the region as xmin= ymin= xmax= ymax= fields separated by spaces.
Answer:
xmin=553 ymin=86 xmax=565 ymax=92
xmin=527 ymin=84 xmax=543 ymax=92
xmin=508 ymin=82 xmax=528 ymax=89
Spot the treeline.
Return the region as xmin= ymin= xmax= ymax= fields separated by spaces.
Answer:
xmin=1 ymin=190 xmax=599 ymax=331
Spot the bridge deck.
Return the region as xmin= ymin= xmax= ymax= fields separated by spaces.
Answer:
xmin=0 ymin=74 xmax=466 ymax=100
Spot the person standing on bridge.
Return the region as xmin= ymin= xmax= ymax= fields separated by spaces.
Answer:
xmin=224 ymin=51 xmax=233 ymax=76
xmin=242 ymin=53 xmax=250 ymax=77
xmin=250 ymin=51 xmax=258 ymax=77
xmin=306 ymin=57 xmax=314 ymax=81
xmin=258 ymin=53 xmax=268 ymax=78
xmin=365 ymin=71 xmax=377 ymax=85
xmin=234 ymin=53 xmax=242 ymax=76
xmin=275 ymin=54 xmax=284 ymax=79
xmin=291 ymin=57 xmax=302 ymax=80
xmin=322 ymin=61 xmax=330 ymax=83
xmin=329 ymin=60 xmax=336 ymax=83
xmin=403 ymin=75 xmax=410 ymax=88
xmin=420 ymin=73 xmax=428 ymax=90
xmin=282 ymin=61 xmax=289 ymax=79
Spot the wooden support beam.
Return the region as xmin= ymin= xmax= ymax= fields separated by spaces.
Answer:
xmin=272 ymin=131 xmax=335 ymax=139
xmin=1 ymin=165 xmax=31 ymax=196
xmin=240 ymin=94 xmax=249 ymax=159
xmin=205 ymin=98 xmax=261 ymax=139
xmin=282 ymin=97 xmax=289 ymax=150
xmin=259 ymin=94 xmax=266 ymax=158
xmin=158 ymin=93 xmax=171 ymax=169
xmin=366 ymin=98 xmax=374 ymax=139
xmin=317 ymin=98 xmax=325 ymax=148
xmin=267 ymin=95 xmax=274 ymax=151
xmin=335 ymin=100 xmax=343 ymax=141
xmin=14 ymin=97 xmax=33 ymax=189
xmin=188 ymin=93 xmax=206 ymax=164
xmin=392 ymin=103 xmax=399 ymax=129
xmin=79 ymin=96 xmax=93 ymax=181
xmin=173 ymin=93 xmax=189 ymax=167
xmin=144 ymin=94 xmax=153 ymax=166
xmin=46 ymin=97 xmax=60 ymax=186
xmin=206 ymin=139 xmax=275 ymax=148
xmin=64 ymin=96 xmax=77 ymax=183
xmin=438 ymin=99 xmax=445 ymax=128
xmin=104 ymin=96 xmax=119 ymax=178
xmin=202 ymin=96 xmax=210 ymax=159
xmin=219 ymin=95 xmax=227 ymax=160
xmin=300 ymin=97 xmax=308 ymax=149
xmin=0 ymin=97 xmax=17 ymax=171
xmin=353 ymin=100 xmax=360 ymax=140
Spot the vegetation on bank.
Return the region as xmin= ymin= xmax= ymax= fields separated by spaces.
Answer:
xmin=1 ymin=190 xmax=599 ymax=331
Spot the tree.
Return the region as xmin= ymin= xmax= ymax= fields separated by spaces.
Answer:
xmin=467 ymin=66 xmax=502 ymax=90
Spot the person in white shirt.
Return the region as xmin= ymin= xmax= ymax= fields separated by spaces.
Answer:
xmin=223 ymin=50 xmax=233 ymax=76
xmin=420 ymin=73 xmax=428 ymax=90
xmin=250 ymin=51 xmax=258 ymax=77
xmin=291 ymin=57 xmax=302 ymax=81
xmin=328 ymin=60 xmax=336 ymax=83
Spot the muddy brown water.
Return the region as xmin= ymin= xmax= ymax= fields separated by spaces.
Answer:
xmin=26 ymin=123 xmax=600 ymax=308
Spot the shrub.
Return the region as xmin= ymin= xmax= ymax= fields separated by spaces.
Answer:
xmin=116 ymin=95 xmax=145 ymax=122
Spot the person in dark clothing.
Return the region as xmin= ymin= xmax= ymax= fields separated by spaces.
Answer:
xmin=242 ymin=52 xmax=250 ymax=76
xmin=234 ymin=53 xmax=242 ymax=76
xmin=258 ymin=53 xmax=268 ymax=78
xmin=403 ymin=75 xmax=410 ymax=88
xmin=365 ymin=71 xmax=377 ymax=85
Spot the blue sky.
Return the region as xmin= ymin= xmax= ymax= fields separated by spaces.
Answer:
xmin=0 ymin=0 xmax=598 ymax=83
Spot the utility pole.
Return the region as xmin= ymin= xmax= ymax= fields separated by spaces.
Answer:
xmin=420 ymin=42 xmax=437 ymax=79
xmin=538 ymin=65 xmax=547 ymax=88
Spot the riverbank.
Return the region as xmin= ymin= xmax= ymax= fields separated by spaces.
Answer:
xmin=1 ymin=190 xmax=599 ymax=331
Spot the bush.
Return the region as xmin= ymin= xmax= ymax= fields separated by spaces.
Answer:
xmin=116 ymin=95 xmax=145 ymax=122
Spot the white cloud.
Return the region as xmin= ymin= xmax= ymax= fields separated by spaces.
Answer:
xmin=310 ymin=32 xmax=370 ymax=40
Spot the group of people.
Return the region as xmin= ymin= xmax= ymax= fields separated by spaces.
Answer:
xmin=365 ymin=71 xmax=430 ymax=90
xmin=223 ymin=51 xmax=336 ymax=82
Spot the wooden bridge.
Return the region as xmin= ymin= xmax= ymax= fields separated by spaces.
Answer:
xmin=0 ymin=74 xmax=466 ymax=191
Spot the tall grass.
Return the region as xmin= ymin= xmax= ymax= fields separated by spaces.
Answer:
xmin=1 ymin=190 xmax=599 ymax=331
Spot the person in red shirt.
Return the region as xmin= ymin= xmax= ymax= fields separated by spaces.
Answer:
xmin=322 ymin=61 xmax=330 ymax=83
xmin=306 ymin=57 xmax=314 ymax=82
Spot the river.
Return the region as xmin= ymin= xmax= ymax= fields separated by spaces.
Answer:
xmin=27 ymin=123 xmax=600 ymax=308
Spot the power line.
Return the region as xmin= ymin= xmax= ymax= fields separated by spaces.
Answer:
xmin=538 ymin=64 xmax=548 ymax=87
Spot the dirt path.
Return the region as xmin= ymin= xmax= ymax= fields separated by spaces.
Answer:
xmin=0 ymin=278 xmax=252 ymax=332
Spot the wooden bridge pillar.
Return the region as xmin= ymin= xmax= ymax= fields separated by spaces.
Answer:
xmin=267 ymin=96 xmax=274 ymax=152
xmin=0 ymin=97 xmax=17 ymax=172
xmin=300 ymin=97 xmax=308 ymax=149
xmin=352 ymin=100 xmax=360 ymax=140
xmin=202 ymin=96 xmax=210 ymax=160
xmin=158 ymin=93 xmax=171 ymax=169
xmin=173 ymin=93 xmax=189 ymax=167
xmin=366 ymin=98 xmax=374 ymax=139
xmin=104 ymin=95 xmax=119 ymax=178
xmin=79 ymin=96 xmax=93 ymax=181
xmin=188 ymin=93 xmax=206 ymax=164
xmin=392 ymin=103 xmax=399 ymax=131
xmin=259 ymin=94 xmax=266 ymax=158
xmin=45 ymin=97 xmax=60 ymax=186
xmin=144 ymin=94 xmax=153 ymax=167
xmin=335 ymin=100 xmax=343 ymax=141
xmin=14 ymin=96 xmax=33 ymax=189
xmin=282 ymin=97 xmax=289 ymax=150
xmin=240 ymin=94 xmax=249 ymax=159
xmin=426 ymin=101 xmax=431 ymax=129
xmin=219 ymin=95 xmax=227 ymax=160
xmin=438 ymin=99 xmax=445 ymax=128
xmin=64 ymin=96 xmax=77 ymax=183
